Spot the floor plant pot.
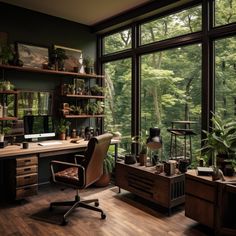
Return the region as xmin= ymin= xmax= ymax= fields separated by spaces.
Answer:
xmin=94 ymin=173 xmax=111 ymax=187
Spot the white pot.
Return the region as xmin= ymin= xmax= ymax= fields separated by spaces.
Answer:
xmin=0 ymin=134 xmax=4 ymax=142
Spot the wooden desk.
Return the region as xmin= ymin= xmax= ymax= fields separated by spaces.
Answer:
xmin=0 ymin=139 xmax=119 ymax=200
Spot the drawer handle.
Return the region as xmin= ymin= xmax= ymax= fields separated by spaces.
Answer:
xmin=23 ymin=187 xmax=31 ymax=190
xmin=24 ymin=160 xmax=31 ymax=163
xmin=24 ymin=168 xmax=31 ymax=172
xmin=24 ymin=176 xmax=31 ymax=179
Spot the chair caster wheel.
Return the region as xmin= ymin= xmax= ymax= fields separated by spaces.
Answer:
xmin=61 ymin=218 xmax=68 ymax=226
xmin=101 ymin=213 xmax=106 ymax=219
xmin=95 ymin=201 xmax=99 ymax=207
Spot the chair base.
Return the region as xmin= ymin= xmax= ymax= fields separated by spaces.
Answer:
xmin=49 ymin=196 xmax=106 ymax=225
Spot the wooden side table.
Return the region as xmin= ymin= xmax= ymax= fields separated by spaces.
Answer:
xmin=115 ymin=161 xmax=185 ymax=215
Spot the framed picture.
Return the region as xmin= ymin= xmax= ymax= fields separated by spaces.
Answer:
xmin=17 ymin=43 xmax=49 ymax=69
xmin=54 ymin=45 xmax=83 ymax=73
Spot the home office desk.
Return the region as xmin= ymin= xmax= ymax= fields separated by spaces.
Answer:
xmin=0 ymin=139 xmax=119 ymax=200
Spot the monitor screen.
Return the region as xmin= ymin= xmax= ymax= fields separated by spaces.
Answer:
xmin=24 ymin=115 xmax=55 ymax=139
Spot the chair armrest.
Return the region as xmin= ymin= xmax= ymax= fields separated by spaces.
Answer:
xmin=74 ymin=154 xmax=86 ymax=165
xmin=50 ymin=160 xmax=85 ymax=183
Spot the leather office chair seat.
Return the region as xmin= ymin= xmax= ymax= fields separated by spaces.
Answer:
xmin=49 ymin=133 xmax=113 ymax=225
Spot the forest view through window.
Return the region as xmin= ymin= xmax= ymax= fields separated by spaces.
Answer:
xmin=141 ymin=44 xmax=202 ymax=160
xmin=104 ymin=59 xmax=132 ymax=153
xmin=215 ymin=36 xmax=236 ymax=120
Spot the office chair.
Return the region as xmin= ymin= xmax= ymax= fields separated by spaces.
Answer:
xmin=49 ymin=133 xmax=113 ymax=225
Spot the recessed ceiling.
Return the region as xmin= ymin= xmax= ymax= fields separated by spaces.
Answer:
xmin=1 ymin=0 xmax=151 ymax=25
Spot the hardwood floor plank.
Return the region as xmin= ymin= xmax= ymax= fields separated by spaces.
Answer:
xmin=0 ymin=185 xmax=214 ymax=236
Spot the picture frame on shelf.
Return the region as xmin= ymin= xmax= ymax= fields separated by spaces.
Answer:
xmin=16 ymin=42 xmax=49 ymax=69
xmin=54 ymin=45 xmax=84 ymax=73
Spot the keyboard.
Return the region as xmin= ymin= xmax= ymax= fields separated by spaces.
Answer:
xmin=38 ymin=141 xmax=62 ymax=146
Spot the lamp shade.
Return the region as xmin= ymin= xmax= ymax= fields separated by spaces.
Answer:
xmin=146 ymin=127 xmax=162 ymax=150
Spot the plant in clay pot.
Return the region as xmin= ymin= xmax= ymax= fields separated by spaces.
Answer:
xmin=94 ymin=153 xmax=115 ymax=187
xmin=83 ymin=56 xmax=95 ymax=74
xmin=50 ymin=48 xmax=68 ymax=71
xmin=90 ymin=84 xmax=104 ymax=96
xmin=56 ymin=119 xmax=71 ymax=140
xmin=0 ymin=45 xmax=14 ymax=65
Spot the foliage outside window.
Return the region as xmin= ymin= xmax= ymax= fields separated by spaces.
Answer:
xmin=103 ymin=29 xmax=132 ymax=55
xmin=104 ymin=59 xmax=132 ymax=153
xmin=214 ymin=0 xmax=236 ymax=27
xmin=140 ymin=5 xmax=202 ymax=45
xmin=215 ymin=36 xmax=236 ymax=119
xmin=141 ymin=44 xmax=202 ymax=160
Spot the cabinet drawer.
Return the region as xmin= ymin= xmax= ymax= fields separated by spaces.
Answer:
xmin=16 ymin=156 xmax=38 ymax=167
xmin=16 ymin=184 xmax=38 ymax=200
xmin=185 ymin=178 xmax=215 ymax=202
xmin=16 ymin=173 xmax=38 ymax=187
xmin=16 ymin=165 xmax=38 ymax=176
xmin=185 ymin=194 xmax=214 ymax=228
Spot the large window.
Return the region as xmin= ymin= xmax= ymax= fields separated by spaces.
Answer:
xmin=103 ymin=29 xmax=132 ymax=55
xmin=141 ymin=44 xmax=202 ymax=159
xmin=215 ymin=36 xmax=236 ymax=119
xmin=140 ymin=5 xmax=202 ymax=45
xmin=104 ymin=59 xmax=132 ymax=152
xmin=214 ymin=0 xmax=236 ymax=27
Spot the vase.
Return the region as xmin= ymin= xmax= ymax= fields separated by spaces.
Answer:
xmin=139 ymin=153 xmax=147 ymax=166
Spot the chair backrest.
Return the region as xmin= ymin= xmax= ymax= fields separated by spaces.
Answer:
xmin=84 ymin=133 xmax=113 ymax=187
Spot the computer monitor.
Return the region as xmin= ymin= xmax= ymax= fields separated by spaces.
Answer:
xmin=24 ymin=115 xmax=55 ymax=140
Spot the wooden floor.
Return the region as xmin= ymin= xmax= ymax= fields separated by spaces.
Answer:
xmin=0 ymin=184 xmax=214 ymax=236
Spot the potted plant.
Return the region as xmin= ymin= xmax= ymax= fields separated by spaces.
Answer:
xmin=0 ymin=45 xmax=14 ymax=65
xmin=50 ymin=48 xmax=68 ymax=71
xmin=94 ymin=153 xmax=115 ymax=187
xmin=83 ymin=56 xmax=95 ymax=74
xmin=56 ymin=119 xmax=71 ymax=140
xmin=0 ymin=126 xmax=11 ymax=142
xmin=200 ymin=113 xmax=236 ymax=175
xmin=90 ymin=84 xmax=104 ymax=96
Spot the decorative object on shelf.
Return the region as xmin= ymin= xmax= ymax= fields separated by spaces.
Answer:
xmin=54 ymin=45 xmax=83 ymax=73
xmin=0 ymin=44 xmax=14 ymax=65
xmin=0 ymin=80 xmax=14 ymax=91
xmin=139 ymin=139 xmax=147 ymax=166
xmin=49 ymin=47 xmax=68 ymax=71
xmin=74 ymin=78 xmax=85 ymax=94
xmin=83 ymin=56 xmax=95 ymax=74
xmin=200 ymin=113 xmax=236 ymax=176
xmin=16 ymin=42 xmax=49 ymax=69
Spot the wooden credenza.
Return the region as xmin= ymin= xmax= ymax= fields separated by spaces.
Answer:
xmin=185 ymin=170 xmax=236 ymax=234
xmin=115 ymin=161 xmax=185 ymax=214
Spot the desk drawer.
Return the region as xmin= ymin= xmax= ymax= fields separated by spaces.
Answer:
xmin=16 ymin=184 xmax=38 ymax=200
xmin=16 ymin=155 xmax=38 ymax=167
xmin=16 ymin=173 xmax=38 ymax=187
xmin=16 ymin=165 xmax=38 ymax=176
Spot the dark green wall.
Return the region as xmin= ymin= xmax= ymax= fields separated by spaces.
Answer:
xmin=0 ymin=2 xmax=96 ymax=91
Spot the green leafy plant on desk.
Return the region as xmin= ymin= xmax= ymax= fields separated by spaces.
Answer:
xmin=56 ymin=119 xmax=71 ymax=140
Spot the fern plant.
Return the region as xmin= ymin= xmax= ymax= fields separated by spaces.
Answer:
xmin=103 ymin=153 xmax=115 ymax=174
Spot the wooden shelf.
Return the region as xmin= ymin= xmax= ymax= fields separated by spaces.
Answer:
xmin=64 ymin=94 xmax=105 ymax=99
xmin=64 ymin=115 xmax=105 ymax=118
xmin=0 ymin=90 xmax=19 ymax=94
xmin=0 ymin=64 xmax=104 ymax=79
xmin=0 ymin=117 xmax=18 ymax=121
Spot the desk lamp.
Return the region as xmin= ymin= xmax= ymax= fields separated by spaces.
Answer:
xmin=146 ymin=127 xmax=162 ymax=165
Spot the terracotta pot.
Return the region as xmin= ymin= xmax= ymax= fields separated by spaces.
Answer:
xmin=94 ymin=173 xmax=111 ymax=187
xmin=58 ymin=132 xmax=66 ymax=140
